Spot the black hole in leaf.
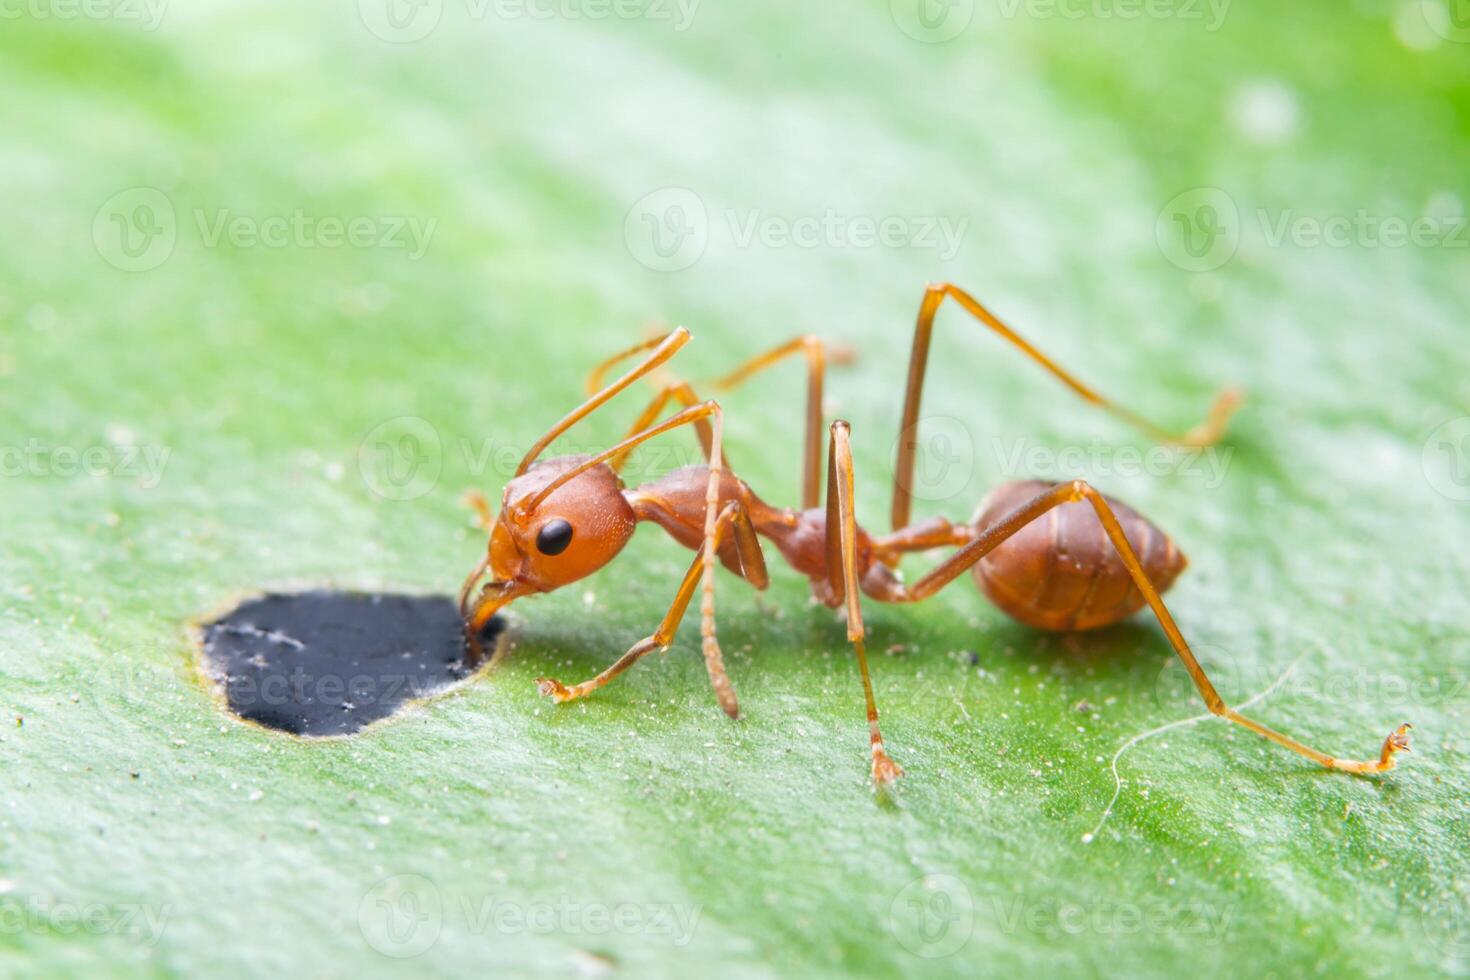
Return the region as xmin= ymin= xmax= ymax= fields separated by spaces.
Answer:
xmin=198 ymin=591 xmax=504 ymax=736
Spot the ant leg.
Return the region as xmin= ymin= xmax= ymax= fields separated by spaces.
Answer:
xmin=825 ymin=421 xmax=903 ymax=785
xmin=590 ymin=332 xmax=850 ymax=505
xmin=903 ymin=481 xmax=1412 ymax=774
xmin=608 ymin=381 xmax=715 ymax=474
xmin=695 ymin=404 xmax=739 ymax=716
xmin=711 ymin=335 xmax=849 ymax=509
xmin=536 ymin=500 xmax=768 ymax=709
xmin=459 ymin=556 xmax=489 ymax=619
xmin=890 ymin=282 xmax=1244 ymax=531
xmin=871 ymin=516 xmax=973 ymax=566
xmin=462 ymin=490 xmax=495 ymax=529
xmin=461 ymin=329 xmax=690 ymax=620
xmin=525 ymin=400 xmax=752 ymax=717
xmin=457 ymin=492 xmax=497 ymax=616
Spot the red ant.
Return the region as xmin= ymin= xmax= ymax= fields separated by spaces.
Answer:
xmin=460 ymin=282 xmax=1412 ymax=785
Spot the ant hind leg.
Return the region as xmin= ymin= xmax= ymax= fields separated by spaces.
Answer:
xmin=902 ymin=480 xmax=1411 ymax=774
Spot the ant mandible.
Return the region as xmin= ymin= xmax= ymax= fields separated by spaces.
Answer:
xmin=459 ymin=282 xmax=1412 ymax=785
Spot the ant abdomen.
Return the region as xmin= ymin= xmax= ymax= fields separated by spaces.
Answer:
xmin=971 ymin=480 xmax=1188 ymax=632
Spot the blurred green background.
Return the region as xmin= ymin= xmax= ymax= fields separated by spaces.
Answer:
xmin=2 ymin=0 xmax=1469 ymax=976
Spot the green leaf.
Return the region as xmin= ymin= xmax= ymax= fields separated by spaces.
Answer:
xmin=2 ymin=4 xmax=1468 ymax=977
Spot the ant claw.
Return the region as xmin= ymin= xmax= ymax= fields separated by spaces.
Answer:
xmin=871 ymin=749 xmax=904 ymax=786
xmin=536 ymin=677 xmax=573 ymax=703
xmin=1364 ymin=723 xmax=1413 ymax=772
xmin=1384 ymin=723 xmax=1413 ymax=756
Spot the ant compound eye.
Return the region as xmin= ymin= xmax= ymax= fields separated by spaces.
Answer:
xmin=535 ymin=519 xmax=574 ymax=556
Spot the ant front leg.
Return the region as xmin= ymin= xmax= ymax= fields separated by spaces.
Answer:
xmin=825 ymin=421 xmax=903 ymax=785
xmin=607 ymin=380 xmax=716 ymax=474
xmin=905 ymin=481 xmax=1412 ymax=774
xmin=536 ymin=499 xmax=768 ymax=715
xmin=457 ymin=493 xmax=497 ymax=617
xmin=528 ymin=400 xmax=759 ymax=718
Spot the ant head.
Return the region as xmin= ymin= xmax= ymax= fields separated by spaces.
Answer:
xmin=486 ymin=455 xmax=637 ymax=598
xmin=463 ymin=327 xmax=692 ymax=631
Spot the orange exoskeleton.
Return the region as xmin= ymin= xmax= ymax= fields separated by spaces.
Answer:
xmin=459 ymin=284 xmax=1412 ymax=786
